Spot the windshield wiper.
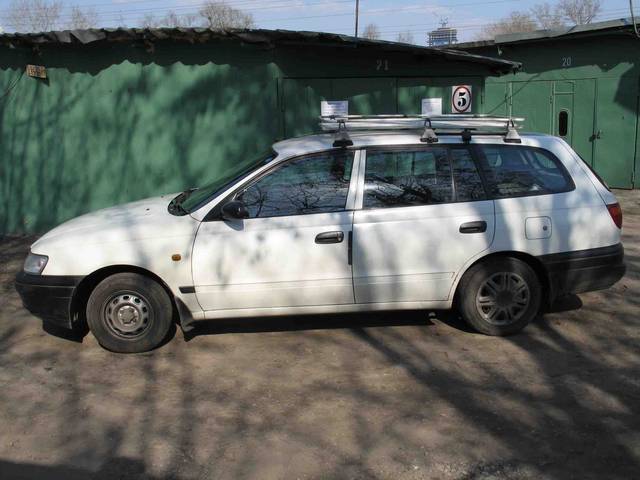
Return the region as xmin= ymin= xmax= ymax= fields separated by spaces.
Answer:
xmin=168 ymin=188 xmax=197 ymax=216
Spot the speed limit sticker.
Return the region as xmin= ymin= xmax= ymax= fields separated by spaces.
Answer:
xmin=452 ymin=85 xmax=472 ymax=113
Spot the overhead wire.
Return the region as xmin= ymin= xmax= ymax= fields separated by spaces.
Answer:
xmin=0 ymin=1 xmax=634 ymax=40
xmin=0 ymin=0 xmax=566 ymax=26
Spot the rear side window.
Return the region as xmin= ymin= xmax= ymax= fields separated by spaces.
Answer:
xmin=477 ymin=145 xmax=573 ymax=198
xmin=364 ymin=148 xmax=453 ymax=209
xmin=363 ymin=147 xmax=487 ymax=209
xmin=451 ymin=148 xmax=486 ymax=202
xmin=578 ymin=154 xmax=610 ymax=191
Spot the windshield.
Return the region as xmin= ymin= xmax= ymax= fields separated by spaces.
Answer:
xmin=173 ymin=151 xmax=276 ymax=215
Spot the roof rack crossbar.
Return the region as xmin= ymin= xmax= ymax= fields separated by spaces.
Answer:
xmin=320 ymin=114 xmax=525 ymax=144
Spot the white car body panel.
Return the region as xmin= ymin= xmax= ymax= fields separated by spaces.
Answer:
xmin=31 ymin=195 xmax=203 ymax=315
xmin=191 ymin=211 xmax=355 ymax=311
xmin=352 ymin=200 xmax=495 ymax=303
xmin=200 ymin=300 xmax=449 ymax=321
xmin=487 ymin=136 xmax=620 ymax=255
xmin=26 ymin=130 xmax=623 ymax=324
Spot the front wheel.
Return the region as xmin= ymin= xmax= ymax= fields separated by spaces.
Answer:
xmin=457 ymin=257 xmax=542 ymax=336
xmin=87 ymin=273 xmax=174 ymax=353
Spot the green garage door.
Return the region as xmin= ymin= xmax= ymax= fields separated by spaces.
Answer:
xmin=509 ymin=79 xmax=606 ymax=180
xmin=510 ymin=80 xmax=553 ymax=134
xmin=483 ymin=82 xmax=509 ymax=116
xmin=283 ymin=77 xmax=484 ymax=138
xmin=552 ymin=80 xmax=596 ymax=167
xmin=593 ymin=77 xmax=637 ymax=188
xmin=282 ymin=77 xmax=396 ymax=137
xmin=397 ymin=77 xmax=483 ymax=114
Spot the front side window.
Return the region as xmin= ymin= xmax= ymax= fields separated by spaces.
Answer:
xmin=236 ymin=150 xmax=354 ymax=218
xmin=477 ymin=145 xmax=573 ymax=198
xmin=177 ymin=151 xmax=275 ymax=214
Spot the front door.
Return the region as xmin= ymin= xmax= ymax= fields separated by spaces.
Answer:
xmin=352 ymin=145 xmax=495 ymax=303
xmin=191 ymin=149 xmax=358 ymax=312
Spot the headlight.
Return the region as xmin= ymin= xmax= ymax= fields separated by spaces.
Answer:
xmin=23 ymin=253 xmax=49 ymax=275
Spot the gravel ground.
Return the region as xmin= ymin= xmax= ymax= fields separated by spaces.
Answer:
xmin=0 ymin=190 xmax=638 ymax=480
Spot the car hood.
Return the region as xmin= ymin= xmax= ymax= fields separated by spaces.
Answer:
xmin=32 ymin=193 xmax=198 ymax=251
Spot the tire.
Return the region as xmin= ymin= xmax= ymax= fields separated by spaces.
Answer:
xmin=457 ymin=257 xmax=542 ymax=336
xmin=86 ymin=273 xmax=174 ymax=353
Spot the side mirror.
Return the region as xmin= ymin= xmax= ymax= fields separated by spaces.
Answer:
xmin=221 ymin=200 xmax=250 ymax=220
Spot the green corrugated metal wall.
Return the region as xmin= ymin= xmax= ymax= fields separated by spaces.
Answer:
xmin=0 ymin=41 xmax=493 ymax=234
xmin=467 ymin=34 xmax=640 ymax=189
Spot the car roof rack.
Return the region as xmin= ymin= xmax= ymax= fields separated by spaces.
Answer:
xmin=320 ymin=114 xmax=525 ymax=147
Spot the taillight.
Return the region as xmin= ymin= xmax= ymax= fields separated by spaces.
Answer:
xmin=607 ymin=203 xmax=623 ymax=229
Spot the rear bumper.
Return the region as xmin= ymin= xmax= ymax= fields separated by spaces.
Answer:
xmin=14 ymin=272 xmax=83 ymax=329
xmin=539 ymin=243 xmax=626 ymax=298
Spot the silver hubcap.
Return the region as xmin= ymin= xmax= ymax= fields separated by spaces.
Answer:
xmin=475 ymin=272 xmax=530 ymax=326
xmin=103 ymin=292 xmax=152 ymax=339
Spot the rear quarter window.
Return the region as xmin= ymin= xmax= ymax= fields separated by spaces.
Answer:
xmin=477 ymin=145 xmax=574 ymax=198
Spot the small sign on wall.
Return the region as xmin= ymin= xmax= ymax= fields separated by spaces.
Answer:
xmin=452 ymin=85 xmax=472 ymax=113
xmin=26 ymin=64 xmax=47 ymax=79
xmin=421 ymin=98 xmax=442 ymax=116
xmin=321 ymin=100 xmax=349 ymax=117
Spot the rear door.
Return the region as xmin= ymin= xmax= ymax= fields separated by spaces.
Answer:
xmin=352 ymin=145 xmax=495 ymax=304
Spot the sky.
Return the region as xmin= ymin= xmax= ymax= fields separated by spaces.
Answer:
xmin=0 ymin=0 xmax=635 ymax=42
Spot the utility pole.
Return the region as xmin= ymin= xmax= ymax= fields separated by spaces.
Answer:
xmin=354 ymin=0 xmax=360 ymax=38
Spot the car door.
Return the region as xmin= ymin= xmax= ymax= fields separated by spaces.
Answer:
xmin=191 ymin=149 xmax=359 ymax=312
xmin=352 ymin=145 xmax=495 ymax=303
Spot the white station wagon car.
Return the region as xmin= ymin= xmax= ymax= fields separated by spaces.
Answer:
xmin=16 ymin=116 xmax=625 ymax=353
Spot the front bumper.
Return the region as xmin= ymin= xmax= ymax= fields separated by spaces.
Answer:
xmin=539 ymin=243 xmax=626 ymax=298
xmin=14 ymin=272 xmax=83 ymax=329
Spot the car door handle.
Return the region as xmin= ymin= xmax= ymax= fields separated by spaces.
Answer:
xmin=315 ymin=231 xmax=344 ymax=244
xmin=459 ymin=221 xmax=487 ymax=234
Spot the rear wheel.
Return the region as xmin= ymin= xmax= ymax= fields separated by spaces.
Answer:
xmin=87 ymin=273 xmax=173 ymax=353
xmin=458 ymin=257 xmax=542 ymax=336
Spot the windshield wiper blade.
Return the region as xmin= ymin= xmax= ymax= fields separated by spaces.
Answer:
xmin=168 ymin=189 xmax=195 ymax=216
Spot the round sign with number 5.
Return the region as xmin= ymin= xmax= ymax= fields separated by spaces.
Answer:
xmin=452 ymin=85 xmax=472 ymax=113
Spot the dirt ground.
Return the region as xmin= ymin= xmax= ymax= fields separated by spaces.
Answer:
xmin=0 ymin=190 xmax=639 ymax=480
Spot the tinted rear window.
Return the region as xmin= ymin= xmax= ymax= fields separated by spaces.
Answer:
xmin=477 ymin=145 xmax=573 ymax=198
xmin=363 ymin=148 xmax=453 ymax=209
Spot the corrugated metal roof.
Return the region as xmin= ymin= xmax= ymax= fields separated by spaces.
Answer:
xmin=455 ymin=17 xmax=639 ymax=49
xmin=0 ymin=27 xmax=521 ymax=73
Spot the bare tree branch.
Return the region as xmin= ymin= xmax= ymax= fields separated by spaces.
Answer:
xmin=6 ymin=0 xmax=62 ymax=33
xmin=115 ymin=11 xmax=127 ymax=29
xmin=198 ymin=1 xmax=254 ymax=30
xmin=556 ymin=0 xmax=601 ymax=24
xmin=140 ymin=13 xmax=160 ymax=29
xmin=531 ymin=2 xmax=566 ymax=29
xmin=396 ymin=30 xmax=415 ymax=44
xmin=163 ymin=11 xmax=199 ymax=28
xmin=67 ymin=5 xmax=99 ymax=30
xmin=479 ymin=11 xmax=537 ymax=40
xmin=362 ymin=23 xmax=381 ymax=40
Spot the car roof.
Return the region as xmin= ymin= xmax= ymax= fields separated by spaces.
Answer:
xmin=272 ymin=130 xmax=554 ymax=158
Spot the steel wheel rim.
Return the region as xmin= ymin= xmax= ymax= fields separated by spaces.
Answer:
xmin=475 ymin=272 xmax=531 ymax=326
xmin=102 ymin=291 xmax=153 ymax=339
